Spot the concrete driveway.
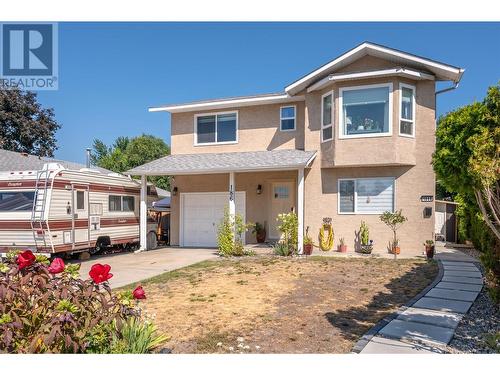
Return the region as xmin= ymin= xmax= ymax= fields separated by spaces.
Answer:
xmin=76 ymin=247 xmax=219 ymax=288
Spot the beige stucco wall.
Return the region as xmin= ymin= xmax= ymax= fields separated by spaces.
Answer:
xmin=168 ymin=54 xmax=437 ymax=256
xmin=170 ymin=102 xmax=305 ymax=154
xmin=170 ymin=170 xmax=298 ymax=246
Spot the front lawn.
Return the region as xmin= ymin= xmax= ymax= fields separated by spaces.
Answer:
xmin=137 ymin=256 xmax=437 ymax=353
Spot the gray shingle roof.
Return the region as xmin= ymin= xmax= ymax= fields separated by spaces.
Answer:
xmin=126 ymin=149 xmax=316 ymax=175
xmin=0 ymin=148 xmax=111 ymax=173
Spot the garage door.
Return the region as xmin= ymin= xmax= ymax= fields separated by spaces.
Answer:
xmin=181 ymin=192 xmax=246 ymax=247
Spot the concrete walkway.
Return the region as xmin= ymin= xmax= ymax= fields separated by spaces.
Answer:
xmin=359 ymin=247 xmax=483 ymax=354
xmin=75 ymin=247 xmax=219 ymax=288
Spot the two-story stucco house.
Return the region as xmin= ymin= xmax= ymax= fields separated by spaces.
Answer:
xmin=128 ymin=42 xmax=464 ymax=256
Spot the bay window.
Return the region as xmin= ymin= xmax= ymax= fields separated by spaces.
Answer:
xmin=340 ymin=83 xmax=392 ymax=138
xmin=195 ymin=111 xmax=238 ymax=145
xmin=400 ymin=83 xmax=415 ymax=137
xmin=321 ymin=91 xmax=333 ymax=142
xmin=338 ymin=177 xmax=395 ymax=214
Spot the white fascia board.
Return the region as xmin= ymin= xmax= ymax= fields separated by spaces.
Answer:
xmin=286 ymin=42 xmax=463 ymax=95
xmin=307 ymin=68 xmax=435 ymax=93
xmin=128 ymin=164 xmax=313 ymax=176
xmin=150 ymin=94 xmax=305 ymax=113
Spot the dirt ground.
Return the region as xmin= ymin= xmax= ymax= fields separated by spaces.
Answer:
xmin=140 ymin=256 xmax=438 ymax=353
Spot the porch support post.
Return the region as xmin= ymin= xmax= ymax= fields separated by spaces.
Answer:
xmin=229 ymin=172 xmax=236 ymax=239
xmin=139 ymin=175 xmax=148 ymax=251
xmin=297 ymin=168 xmax=304 ymax=254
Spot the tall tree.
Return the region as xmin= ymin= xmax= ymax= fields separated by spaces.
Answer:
xmin=0 ymin=89 xmax=61 ymax=157
xmin=433 ymin=84 xmax=500 ymax=240
xmin=91 ymin=134 xmax=171 ymax=190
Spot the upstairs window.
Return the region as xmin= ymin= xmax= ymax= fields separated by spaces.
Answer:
xmin=400 ymin=83 xmax=415 ymax=137
xmin=340 ymin=84 xmax=392 ymax=138
xmin=195 ymin=112 xmax=237 ymax=145
xmin=280 ymin=106 xmax=296 ymax=131
xmin=321 ymin=91 xmax=333 ymax=142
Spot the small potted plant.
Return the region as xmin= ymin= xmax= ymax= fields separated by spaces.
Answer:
xmin=424 ymin=240 xmax=435 ymax=259
xmin=252 ymin=222 xmax=266 ymax=243
xmin=338 ymin=237 xmax=347 ymax=253
xmin=359 ymin=221 xmax=373 ymax=254
xmin=303 ymin=227 xmax=314 ymax=256
xmin=392 ymin=239 xmax=401 ymax=255
xmin=380 ymin=210 xmax=407 ymax=259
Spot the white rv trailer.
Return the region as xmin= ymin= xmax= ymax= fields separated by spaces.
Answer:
xmin=0 ymin=162 xmax=158 ymax=255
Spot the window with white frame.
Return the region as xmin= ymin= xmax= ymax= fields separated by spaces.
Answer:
xmin=109 ymin=195 xmax=135 ymax=212
xmin=340 ymin=84 xmax=392 ymax=138
xmin=338 ymin=177 xmax=394 ymax=214
xmin=280 ymin=106 xmax=296 ymax=131
xmin=400 ymin=84 xmax=415 ymax=136
xmin=195 ymin=112 xmax=237 ymax=145
xmin=321 ymin=92 xmax=333 ymax=141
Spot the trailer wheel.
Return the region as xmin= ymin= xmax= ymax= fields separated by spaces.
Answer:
xmin=147 ymin=231 xmax=158 ymax=250
xmin=92 ymin=236 xmax=110 ymax=255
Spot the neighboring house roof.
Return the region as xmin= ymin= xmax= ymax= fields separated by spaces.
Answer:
xmin=125 ymin=149 xmax=317 ymax=176
xmin=155 ymin=187 xmax=171 ymax=198
xmin=0 ymin=148 xmax=111 ymax=174
xmin=150 ymin=41 xmax=464 ymax=113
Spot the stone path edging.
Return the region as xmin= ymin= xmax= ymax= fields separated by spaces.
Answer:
xmin=353 ymin=252 xmax=484 ymax=354
xmin=351 ymin=259 xmax=444 ymax=353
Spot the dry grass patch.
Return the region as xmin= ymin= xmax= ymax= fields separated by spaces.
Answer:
xmin=139 ymin=256 xmax=437 ymax=353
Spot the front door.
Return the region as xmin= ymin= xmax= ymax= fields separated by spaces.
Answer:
xmin=269 ymin=181 xmax=295 ymax=239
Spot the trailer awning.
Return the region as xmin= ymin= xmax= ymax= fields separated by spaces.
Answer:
xmin=125 ymin=149 xmax=317 ymax=176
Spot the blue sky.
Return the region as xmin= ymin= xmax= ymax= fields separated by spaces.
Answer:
xmin=37 ymin=22 xmax=500 ymax=163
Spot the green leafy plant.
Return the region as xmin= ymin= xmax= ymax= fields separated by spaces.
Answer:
xmin=276 ymin=212 xmax=298 ymax=255
xmin=217 ymin=207 xmax=252 ymax=257
xmin=380 ymin=210 xmax=408 ymax=257
xmin=273 ymin=241 xmax=293 ymax=256
xmin=109 ymin=317 xmax=169 ymax=354
xmin=304 ymin=226 xmax=314 ymax=245
xmin=360 ymin=221 xmax=370 ymax=246
xmin=0 ymin=250 xmax=162 ymax=353
xmin=424 ymin=240 xmax=434 ymax=247
xmin=252 ymin=222 xmax=265 ymax=234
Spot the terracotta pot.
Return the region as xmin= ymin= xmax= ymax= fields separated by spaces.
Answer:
xmin=256 ymin=230 xmax=266 ymax=243
xmin=425 ymin=245 xmax=435 ymax=259
xmin=303 ymin=243 xmax=313 ymax=255
xmin=393 ymin=246 xmax=400 ymax=255
xmin=338 ymin=244 xmax=347 ymax=253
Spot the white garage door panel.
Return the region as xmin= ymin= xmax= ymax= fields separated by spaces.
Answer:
xmin=181 ymin=192 xmax=245 ymax=247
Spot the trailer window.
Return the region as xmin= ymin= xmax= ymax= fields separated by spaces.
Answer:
xmin=109 ymin=195 xmax=122 ymax=211
xmin=109 ymin=195 xmax=135 ymax=212
xmin=76 ymin=191 xmax=85 ymax=210
xmin=122 ymin=196 xmax=135 ymax=211
xmin=0 ymin=191 xmax=35 ymax=211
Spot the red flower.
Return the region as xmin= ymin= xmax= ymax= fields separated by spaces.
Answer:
xmin=132 ymin=286 xmax=146 ymax=300
xmin=16 ymin=250 xmax=36 ymax=270
xmin=48 ymin=258 xmax=65 ymax=274
xmin=88 ymin=263 xmax=113 ymax=284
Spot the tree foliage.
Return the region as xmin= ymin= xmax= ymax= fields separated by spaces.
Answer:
xmin=0 ymin=89 xmax=61 ymax=157
xmin=433 ymin=82 xmax=500 ymax=300
xmin=91 ymin=134 xmax=171 ymax=190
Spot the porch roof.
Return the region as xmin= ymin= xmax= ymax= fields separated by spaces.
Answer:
xmin=126 ymin=149 xmax=316 ymax=176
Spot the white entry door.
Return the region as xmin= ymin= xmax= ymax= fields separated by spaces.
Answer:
xmin=269 ymin=181 xmax=295 ymax=239
xmin=181 ymin=192 xmax=245 ymax=247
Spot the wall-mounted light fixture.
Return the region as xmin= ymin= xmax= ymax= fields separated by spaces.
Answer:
xmin=256 ymin=184 xmax=262 ymax=195
xmin=172 ymin=187 xmax=178 ymax=196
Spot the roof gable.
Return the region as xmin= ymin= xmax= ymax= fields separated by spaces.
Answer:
xmin=285 ymin=42 xmax=464 ymax=95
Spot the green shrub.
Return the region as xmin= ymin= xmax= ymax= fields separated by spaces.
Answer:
xmin=217 ymin=207 xmax=252 ymax=257
xmin=276 ymin=212 xmax=298 ymax=255
xmin=109 ymin=317 xmax=169 ymax=354
xmin=273 ymin=241 xmax=293 ymax=256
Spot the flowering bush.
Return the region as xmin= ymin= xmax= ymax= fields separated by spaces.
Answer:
xmin=0 ymin=250 xmax=167 ymax=353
